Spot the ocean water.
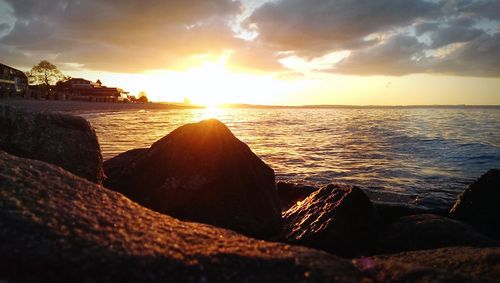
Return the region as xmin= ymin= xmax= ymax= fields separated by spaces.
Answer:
xmin=79 ymin=107 xmax=500 ymax=210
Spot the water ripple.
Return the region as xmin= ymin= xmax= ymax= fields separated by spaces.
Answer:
xmin=80 ymin=107 xmax=500 ymax=210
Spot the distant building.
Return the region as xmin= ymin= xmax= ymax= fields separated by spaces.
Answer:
xmin=57 ymin=78 xmax=129 ymax=102
xmin=0 ymin=63 xmax=28 ymax=97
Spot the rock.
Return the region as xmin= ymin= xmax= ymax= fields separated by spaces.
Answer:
xmin=283 ymin=184 xmax=381 ymax=257
xmin=103 ymin=119 xmax=282 ymax=239
xmin=0 ymin=104 xmax=103 ymax=183
xmin=276 ymin=182 xmax=317 ymax=210
xmin=103 ymin=147 xmax=148 ymax=185
xmin=355 ymin=247 xmax=500 ymax=282
xmin=373 ymin=202 xmax=448 ymax=226
xmin=450 ymin=169 xmax=500 ymax=240
xmin=378 ymin=214 xmax=498 ymax=253
xmin=0 ymin=150 xmax=365 ymax=283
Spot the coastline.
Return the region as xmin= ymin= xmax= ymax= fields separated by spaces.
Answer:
xmin=0 ymin=103 xmax=499 ymax=282
xmin=0 ymin=98 xmax=202 ymax=113
xmin=1 ymin=98 xmax=499 ymax=114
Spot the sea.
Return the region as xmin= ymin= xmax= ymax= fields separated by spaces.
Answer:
xmin=78 ymin=106 xmax=500 ymax=210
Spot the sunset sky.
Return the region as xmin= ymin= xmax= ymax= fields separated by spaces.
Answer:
xmin=0 ymin=0 xmax=499 ymax=105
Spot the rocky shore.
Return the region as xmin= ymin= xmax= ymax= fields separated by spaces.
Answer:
xmin=1 ymin=104 xmax=499 ymax=282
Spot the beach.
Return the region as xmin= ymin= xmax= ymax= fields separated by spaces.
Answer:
xmin=0 ymin=98 xmax=200 ymax=113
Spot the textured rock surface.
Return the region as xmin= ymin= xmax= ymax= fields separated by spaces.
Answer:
xmin=283 ymin=184 xmax=381 ymax=257
xmin=450 ymin=169 xmax=500 ymax=240
xmin=0 ymin=151 xmax=364 ymax=283
xmin=277 ymin=182 xmax=318 ymax=210
xmin=378 ymin=214 xmax=498 ymax=253
xmin=373 ymin=202 xmax=447 ymax=226
xmin=0 ymin=104 xmax=103 ymax=183
xmin=103 ymin=147 xmax=148 ymax=180
xmin=103 ymin=119 xmax=282 ymax=238
xmin=356 ymin=247 xmax=500 ymax=282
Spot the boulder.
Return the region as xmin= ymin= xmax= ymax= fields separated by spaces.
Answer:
xmin=103 ymin=148 xmax=148 ymax=183
xmin=0 ymin=151 xmax=364 ymax=283
xmin=283 ymin=184 xmax=381 ymax=257
xmin=103 ymin=119 xmax=282 ymax=239
xmin=450 ymin=169 xmax=500 ymax=240
xmin=378 ymin=214 xmax=498 ymax=253
xmin=0 ymin=104 xmax=103 ymax=183
xmin=276 ymin=182 xmax=317 ymax=210
xmin=355 ymin=247 xmax=500 ymax=282
xmin=373 ymin=202 xmax=448 ymax=226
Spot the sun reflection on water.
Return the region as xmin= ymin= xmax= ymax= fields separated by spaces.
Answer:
xmin=84 ymin=107 xmax=500 ymax=210
xmin=202 ymin=106 xmax=225 ymax=119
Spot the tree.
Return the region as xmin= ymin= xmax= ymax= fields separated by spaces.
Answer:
xmin=26 ymin=60 xmax=66 ymax=87
xmin=137 ymin=91 xmax=148 ymax=103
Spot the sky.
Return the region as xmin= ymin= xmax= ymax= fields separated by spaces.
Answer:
xmin=0 ymin=0 xmax=499 ymax=105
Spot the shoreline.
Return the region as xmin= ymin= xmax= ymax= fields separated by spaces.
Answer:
xmin=0 ymin=98 xmax=203 ymax=113
xmin=1 ymin=103 xmax=499 ymax=282
xmin=1 ymin=98 xmax=499 ymax=114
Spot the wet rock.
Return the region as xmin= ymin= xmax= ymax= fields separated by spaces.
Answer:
xmin=356 ymin=247 xmax=500 ymax=282
xmin=378 ymin=214 xmax=498 ymax=253
xmin=276 ymin=182 xmax=317 ymax=210
xmin=450 ymin=169 xmax=500 ymax=240
xmin=0 ymin=104 xmax=103 ymax=183
xmin=0 ymin=150 xmax=365 ymax=283
xmin=373 ymin=202 xmax=448 ymax=226
xmin=283 ymin=184 xmax=381 ymax=257
xmin=103 ymin=119 xmax=282 ymax=239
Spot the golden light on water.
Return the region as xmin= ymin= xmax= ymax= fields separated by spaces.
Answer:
xmin=202 ymin=105 xmax=224 ymax=119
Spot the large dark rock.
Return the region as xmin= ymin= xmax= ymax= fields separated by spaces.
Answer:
xmin=282 ymin=184 xmax=381 ymax=257
xmin=0 ymin=151 xmax=365 ymax=283
xmin=356 ymin=247 xmax=500 ymax=282
xmin=378 ymin=214 xmax=498 ymax=253
xmin=103 ymin=147 xmax=148 ymax=179
xmin=450 ymin=169 xmax=500 ymax=240
xmin=0 ymin=104 xmax=103 ymax=183
xmin=276 ymin=182 xmax=318 ymax=210
xmin=373 ymin=202 xmax=448 ymax=226
xmin=103 ymin=119 xmax=282 ymax=239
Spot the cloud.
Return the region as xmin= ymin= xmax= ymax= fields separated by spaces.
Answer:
xmin=247 ymin=0 xmax=500 ymax=77
xmin=246 ymin=0 xmax=440 ymax=56
xmin=227 ymin=43 xmax=287 ymax=72
xmin=0 ymin=22 xmax=10 ymax=34
xmin=333 ymin=34 xmax=428 ymax=75
xmin=425 ymin=32 xmax=500 ymax=77
xmin=0 ymin=0 xmax=246 ymax=72
xmin=1 ymin=0 xmax=499 ymax=77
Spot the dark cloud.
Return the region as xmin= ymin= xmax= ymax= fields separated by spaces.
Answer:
xmin=426 ymin=32 xmax=500 ymax=77
xmin=246 ymin=0 xmax=500 ymax=77
xmin=246 ymin=0 xmax=440 ymax=56
xmin=427 ymin=25 xmax=485 ymax=49
xmin=333 ymin=35 xmax=428 ymax=75
xmin=1 ymin=0 xmax=499 ymax=77
xmin=0 ymin=22 xmax=10 ymax=34
xmin=0 ymin=0 xmax=246 ymax=71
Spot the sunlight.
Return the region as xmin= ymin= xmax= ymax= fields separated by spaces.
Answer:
xmin=202 ymin=105 xmax=224 ymax=119
xmin=183 ymin=59 xmax=231 ymax=106
xmin=72 ymin=54 xmax=308 ymax=106
xmin=162 ymin=55 xmax=297 ymax=106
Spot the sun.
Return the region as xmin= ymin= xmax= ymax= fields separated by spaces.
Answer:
xmin=112 ymin=53 xmax=294 ymax=106
xmin=181 ymin=58 xmax=235 ymax=107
